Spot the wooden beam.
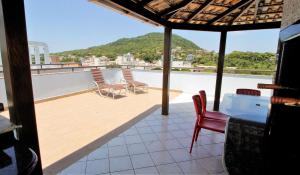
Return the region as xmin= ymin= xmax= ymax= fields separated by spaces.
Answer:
xmin=207 ymin=0 xmax=252 ymax=25
xmin=213 ymin=31 xmax=227 ymax=111
xmin=185 ymin=0 xmax=214 ymax=22
xmin=160 ymin=0 xmax=193 ymax=17
xmin=240 ymin=11 xmax=283 ymax=17
xmin=170 ymin=21 xmax=280 ymax=31
xmin=253 ymin=0 xmax=260 ymax=23
xmin=0 ymin=0 xmax=42 ymax=173
xmin=162 ymin=27 xmax=172 ymax=115
xmin=164 ymin=10 xmax=178 ymax=20
xmin=91 ymin=0 xmax=167 ymax=26
xmin=229 ymin=0 xmax=255 ymax=25
xmin=91 ymin=0 xmax=281 ymax=31
xmin=228 ymin=21 xmax=281 ymax=31
xmin=140 ymin=0 xmax=153 ymax=7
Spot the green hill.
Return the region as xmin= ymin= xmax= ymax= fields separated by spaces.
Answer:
xmin=54 ymin=32 xmax=203 ymax=62
xmin=54 ymin=32 xmax=276 ymax=72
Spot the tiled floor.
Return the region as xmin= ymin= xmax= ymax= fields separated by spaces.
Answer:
xmin=1 ymin=89 xmax=179 ymax=168
xmin=58 ymin=94 xmax=228 ymax=175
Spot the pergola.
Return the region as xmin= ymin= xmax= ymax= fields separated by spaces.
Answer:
xmin=90 ymin=0 xmax=283 ymax=114
xmin=0 ymin=0 xmax=284 ymax=174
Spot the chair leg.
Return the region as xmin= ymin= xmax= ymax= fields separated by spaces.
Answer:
xmin=112 ymin=89 xmax=115 ymax=99
xmin=106 ymin=88 xmax=111 ymax=97
xmin=195 ymin=127 xmax=201 ymax=142
xmin=98 ymin=88 xmax=103 ymax=97
xmin=189 ymin=122 xmax=198 ymax=153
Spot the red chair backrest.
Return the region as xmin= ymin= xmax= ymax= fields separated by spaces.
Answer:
xmin=236 ymin=88 xmax=261 ymax=96
xmin=91 ymin=68 xmax=105 ymax=84
xmin=122 ymin=69 xmax=134 ymax=82
xmin=199 ymin=90 xmax=207 ymax=113
xmin=192 ymin=95 xmax=204 ymax=124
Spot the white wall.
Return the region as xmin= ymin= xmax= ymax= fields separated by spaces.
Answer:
xmin=0 ymin=69 xmax=273 ymax=106
xmin=132 ymin=70 xmax=273 ymax=98
xmin=0 ymin=69 xmax=121 ymax=105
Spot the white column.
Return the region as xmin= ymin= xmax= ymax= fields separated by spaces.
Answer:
xmin=34 ymin=46 xmax=40 ymax=64
xmin=43 ymin=46 xmax=50 ymax=64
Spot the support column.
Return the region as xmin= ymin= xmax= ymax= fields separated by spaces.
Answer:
xmin=0 ymin=0 xmax=42 ymax=173
xmin=213 ymin=31 xmax=227 ymax=111
xmin=34 ymin=46 xmax=40 ymax=64
xmin=162 ymin=27 xmax=172 ymax=115
xmin=43 ymin=46 xmax=50 ymax=64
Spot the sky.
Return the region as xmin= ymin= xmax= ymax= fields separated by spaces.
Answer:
xmin=24 ymin=0 xmax=280 ymax=54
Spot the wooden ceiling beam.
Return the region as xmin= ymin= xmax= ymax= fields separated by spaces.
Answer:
xmin=207 ymin=0 xmax=252 ymax=25
xmin=259 ymin=2 xmax=283 ymax=7
xmin=90 ymin=0 xmax=282 ymax=31
xmin=229 ymin=0 xmax=255 ymax=25
xmin=91 ymin=0 xmax=167 ymax=26
xmin=170 ymin=21 xmax=280 ymax=31
xmin=242 ymin=11 xmax=283 ymax=17
xmin=160 ymin=0 xmax=194 ymax=17
xmin=139 ymin=0 xmax=154 ymax=7
xmin=253 ymin=0 xmax=260 ymax=23
xmin=185 ymin=0 xmax=214 ymax=22
xmin=228 ymin=21 xmax=281 ymax=31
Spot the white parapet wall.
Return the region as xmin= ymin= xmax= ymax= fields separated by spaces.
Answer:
xmin=0 ymin=69 xmax=121 ymax=106
xmin=0 ymin=69 xmax=273 ymax=106
xmin=132 ymin=70 xmax=273 ymax=97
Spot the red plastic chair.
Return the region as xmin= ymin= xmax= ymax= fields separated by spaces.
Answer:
xmin=236 ymin=88 xmax=261 ymax=96
xmin=199 ymin=90 xmax=227 ymax=121
xmin=190 ymin=95 xmax=226 ymax=153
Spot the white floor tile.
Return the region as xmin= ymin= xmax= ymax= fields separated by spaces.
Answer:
xmin=130 ymin=154 xmax=154 ymax=169
xmin=109 ymin=145 xmax=129 ymax=157
xmin=60 ymin=161 xmax=86 ymax=175
xmin=178 ymin=159 xmax=209 ymax=175
xmin=127 ymin=143 xmax=148 ymax=155
xmin=109 ymin=156 xmax=133 ymax=172
xmin=134 ymin=166 xmax=159 ymax=175
xmin=87 ymin=147 xmax=108 ymax=160
xmin=86 ymin=159 xmax=109 ymax=174
xmin=150 ymin=151 xmax=175 ymax=165
xmin=156 ymin=163 xmax=184 ymax=175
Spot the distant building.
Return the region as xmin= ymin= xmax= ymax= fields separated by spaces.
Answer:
xmin=172 ymin=61 xmax=192 ymax=68
xmin=156 ymin=57 xmax=192 ymax=68
xmin=115 ymin=53 xmax=135 ymax=65
xmin=186 ymin=54 xmax=194 ymax=61
xmin=82 ymin=55 xmax=109 ymax=66
xmin=28 ymin=41 xmax=50 ymax=64
xmin=50 ymin=56 xmax=61 ymax=64
xmin=0 ymin=41 xmax=51 ymax=65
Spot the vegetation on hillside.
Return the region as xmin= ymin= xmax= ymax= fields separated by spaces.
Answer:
xmin=55 ymin=33 xmax=202 ymax=62
xmin=54 ymin=32 xmax=276 ymax=71
xmin=225 ymin=51 xmax=276 ymax=70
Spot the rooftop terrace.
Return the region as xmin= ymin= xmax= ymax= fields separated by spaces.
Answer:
xmin=1 ymin=88 xmax=180 ymax=171
xmin=55 ymin=93 xmax=226 ymax=175
xmin=0 ymin=68 xmax=272 ymax=174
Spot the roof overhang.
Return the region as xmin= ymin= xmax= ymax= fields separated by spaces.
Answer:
xmin=89 ymin=0 xmax=282 ymax=31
